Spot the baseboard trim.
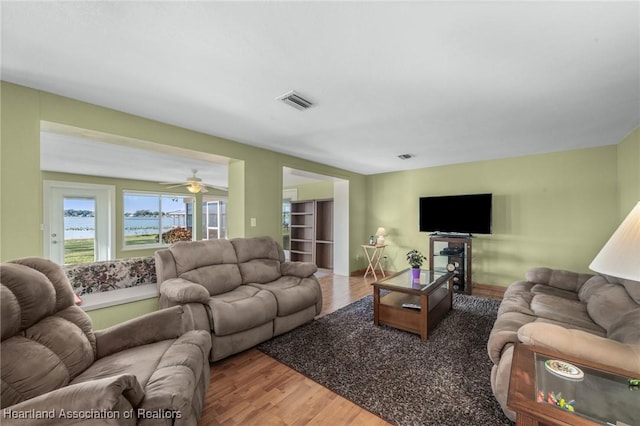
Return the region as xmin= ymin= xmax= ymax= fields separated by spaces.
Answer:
xmin=350 ymin=268 xmax=393 ymax=278
xmin=472 ymin=282 xmax=506 ymax=299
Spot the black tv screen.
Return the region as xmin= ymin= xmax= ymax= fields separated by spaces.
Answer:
xmin=419 ymin=193 xmax=492 ymax=235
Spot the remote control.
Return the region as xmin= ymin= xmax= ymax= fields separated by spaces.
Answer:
xmin=401 ymin=303 xmax=421 ymax=310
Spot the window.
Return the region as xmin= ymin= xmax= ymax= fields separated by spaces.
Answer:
xmin=202 ymin=198 xmax=227 ymax=240
xmin=123 ymin=192 xmax=195 ymax=248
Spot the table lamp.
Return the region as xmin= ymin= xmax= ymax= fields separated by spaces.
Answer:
xmin=375 ymin=227 xmax=387 ymax=246
xmin=589 ymin=201 xmax=640 ymax=281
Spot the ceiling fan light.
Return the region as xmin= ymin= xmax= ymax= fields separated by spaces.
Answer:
xmin=187 ymin=183 xmax=201 ymax=193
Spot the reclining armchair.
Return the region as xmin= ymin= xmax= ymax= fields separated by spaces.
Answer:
xmin=1 ymin=258 xmax=212 ymax=426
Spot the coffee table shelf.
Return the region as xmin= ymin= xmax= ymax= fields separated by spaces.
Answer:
xmin=372 ymin=268 xmax=453 ymax=341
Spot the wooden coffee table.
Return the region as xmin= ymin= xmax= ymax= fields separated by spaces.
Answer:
xmin=371 ymin=268 xmax=453 ymax=341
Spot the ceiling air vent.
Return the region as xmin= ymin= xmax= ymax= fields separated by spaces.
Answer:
xmin=277 ymin=90 xmax=313 ymax=111
xmin=398 ymin=154 xmax=414 ymax=160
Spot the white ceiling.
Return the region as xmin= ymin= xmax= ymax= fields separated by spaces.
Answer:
xmin=2 ymin=1 xmax=639 ymax=177
xmin=39 ymin=124 xmax=231 ymax=188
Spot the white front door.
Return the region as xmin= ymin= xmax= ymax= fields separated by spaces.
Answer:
xmin=44 ymin=181 xmax=115 ymax=264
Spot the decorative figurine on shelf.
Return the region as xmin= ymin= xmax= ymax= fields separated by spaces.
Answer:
xmin=369 ymin=235 xmax=375 ymax=245
xmin=406 ymin=249 xmax=426 ymax=280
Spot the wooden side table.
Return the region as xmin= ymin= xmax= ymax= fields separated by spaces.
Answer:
xmin=361 ymin=244 xmax=386 ymax=280
xmin=507 ymin=344 xmax=639 ymax=426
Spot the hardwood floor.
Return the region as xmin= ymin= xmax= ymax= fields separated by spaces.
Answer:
xmin=199 ymin=272 xmax=503 ymax=425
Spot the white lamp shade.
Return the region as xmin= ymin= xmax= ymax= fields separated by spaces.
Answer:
xmin=589 ymin=202 xmax=640 ymax=282
xmin=375 ymin=227 xmax=387 ymax=236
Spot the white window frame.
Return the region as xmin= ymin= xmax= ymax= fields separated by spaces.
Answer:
xmin=122 ymin=190 xmax=196 ymax=251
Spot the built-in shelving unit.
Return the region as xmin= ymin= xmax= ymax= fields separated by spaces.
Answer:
xmin=290 ymin=199 xmax=333 ymax=269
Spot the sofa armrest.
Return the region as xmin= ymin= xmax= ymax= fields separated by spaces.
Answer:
xmin=160 ymin=277 xmax=210 ymax=304
xmin=95 ymin=305 xmax=186 ymax=359
xmin=1 ymin=374 xmax=144 ymax=426
xmin=525 ymin=267 xmax=593 ymax=293
xmin=518 ymin=322 xmax=640 ymax=374
xmin=281 ymin=261 xmax=318 ymax=278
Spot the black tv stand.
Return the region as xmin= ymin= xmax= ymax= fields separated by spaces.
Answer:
xmin=430 ymin=232 xmax=472 ymax=238
xmin=429 ymin=235 xmax=472 ymax=295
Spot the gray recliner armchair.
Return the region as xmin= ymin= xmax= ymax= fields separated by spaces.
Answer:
xmin=1 ymin=257 xmax=212 ymax=426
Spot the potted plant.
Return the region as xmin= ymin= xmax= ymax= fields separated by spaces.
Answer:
xmin=406 ymin=249 xmax=426 ymax=280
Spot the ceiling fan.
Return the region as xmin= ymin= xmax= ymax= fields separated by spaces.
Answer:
xmin=159 ymin=169 xmax=227 ymax=194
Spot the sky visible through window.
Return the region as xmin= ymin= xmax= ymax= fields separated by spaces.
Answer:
xmin=64 ymin=196 xmax=186 ymax=213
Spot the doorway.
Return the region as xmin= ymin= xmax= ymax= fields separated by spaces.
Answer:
xmin=43 ymin=181 xmax=115 ymax=264
xmin=282 ymin=167 xmax=349 ymax=276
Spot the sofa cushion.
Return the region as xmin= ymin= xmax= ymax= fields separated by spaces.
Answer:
xmin=497 ymin=281 xmax=535 ymax=317
xmin=1 ymin=260 xmax=96 ymax=409
xmin=530 ymin=316 xmax=606 ymax=336
xmin=2 ymin=262 xmax=63 ymax=337
xmin=525 ymin=267 xmax=592 ymax=292
xmin=180 ymin=264 xmax=243 ymax=296
xmin=208 ymin=286 xmax=277 ymax=336
xmin=578 ymin=275 xmax=610 ymax=303
xmin=232 ymin=237 xmax=283 ymax=284
xmin=136 ymin=331 xmax=211 ymax=416
xmin=248 ymin=276 xmax=321 ymax=317
xmin=72 ymin=339 xmax=174 ymax=389
xmin=238 ymin=259 xmax=282 ymax=284
xmin=231 ymin=236 xmax=283 ymax=263
xmin=622 ymin=279 xmax=640 ymax=304
xmin=169 ymin=239 xmax=238 ymax=275
xmin=487 ymin=311 xmax=536 ymax=365
xmin=607 ymin=308 xmax=640 ymax=344
xmin=586 ymin=283 xmax=638 ymax=331
xmin=530 ymin=284 xmax=579 ymax=300
xmin=529 ymin=294 xmax=598 ymax=331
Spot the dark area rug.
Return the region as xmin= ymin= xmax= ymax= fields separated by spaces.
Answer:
xmin=258 ymin=294 xmax=512 ymax=426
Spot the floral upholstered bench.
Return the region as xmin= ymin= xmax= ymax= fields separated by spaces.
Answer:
xmin=63 ymin=257 xmax=158 ymax=310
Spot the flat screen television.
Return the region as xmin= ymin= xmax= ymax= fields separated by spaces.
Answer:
xmin=419 ymin=193 xmax=492 ymax=235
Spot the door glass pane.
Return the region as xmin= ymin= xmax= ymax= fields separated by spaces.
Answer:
xmin=282 ymin=199 xmax=291 ymax=250
xmin=219 ymin=201 xmax=227 ymax=239
xmin=64 ymin=197 xmax=96 ymax=264
xmin=202 ymin=200 xmax=226 ymax=240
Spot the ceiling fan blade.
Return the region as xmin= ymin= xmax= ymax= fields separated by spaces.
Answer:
xmin=200 ymin=186 xmax=209 ymax=193
xmin=203 ymin=183 xmax=228 ymax=191
xmin=164 ymin=184 xmax=186 ymax=189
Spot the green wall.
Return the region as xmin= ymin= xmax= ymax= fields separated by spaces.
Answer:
xmin=2 ymin=80 xmax=637 ymax=327
xmin=617 ymin=127 xmax=640 ymax=220
xmin=285 ymin=181 xmax=334 ymax=201
xmin=366 ymin=145 xmax=628 ymax=287
xmin=88 ymin=298 xmax=159 ymax=330
xmin=0 ymin=81 xmax=367 ymax=266
xmin=1 ymin=82 xmax=367 ymax=327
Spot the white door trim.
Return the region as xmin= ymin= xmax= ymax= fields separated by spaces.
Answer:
xmin=43 ymin=180 xmax=116 ymax=263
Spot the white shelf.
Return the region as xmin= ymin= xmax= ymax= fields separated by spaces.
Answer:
xmin=79 ymin=284 xmax=158 ymax=311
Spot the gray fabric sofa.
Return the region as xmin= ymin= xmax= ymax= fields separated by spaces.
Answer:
xmin=1 ymin=257 xmax=212 ymax=426
xmin=487 ymin=267 xmax=640 ymax=421
xmin=155 ymin=236 xmax=323 ymax=362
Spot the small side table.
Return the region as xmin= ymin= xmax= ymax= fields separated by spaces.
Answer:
xmin=507 ymin=343 xmax=639 ymax=426
xmin=362 ymin=244 xmax=387 ymax=280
